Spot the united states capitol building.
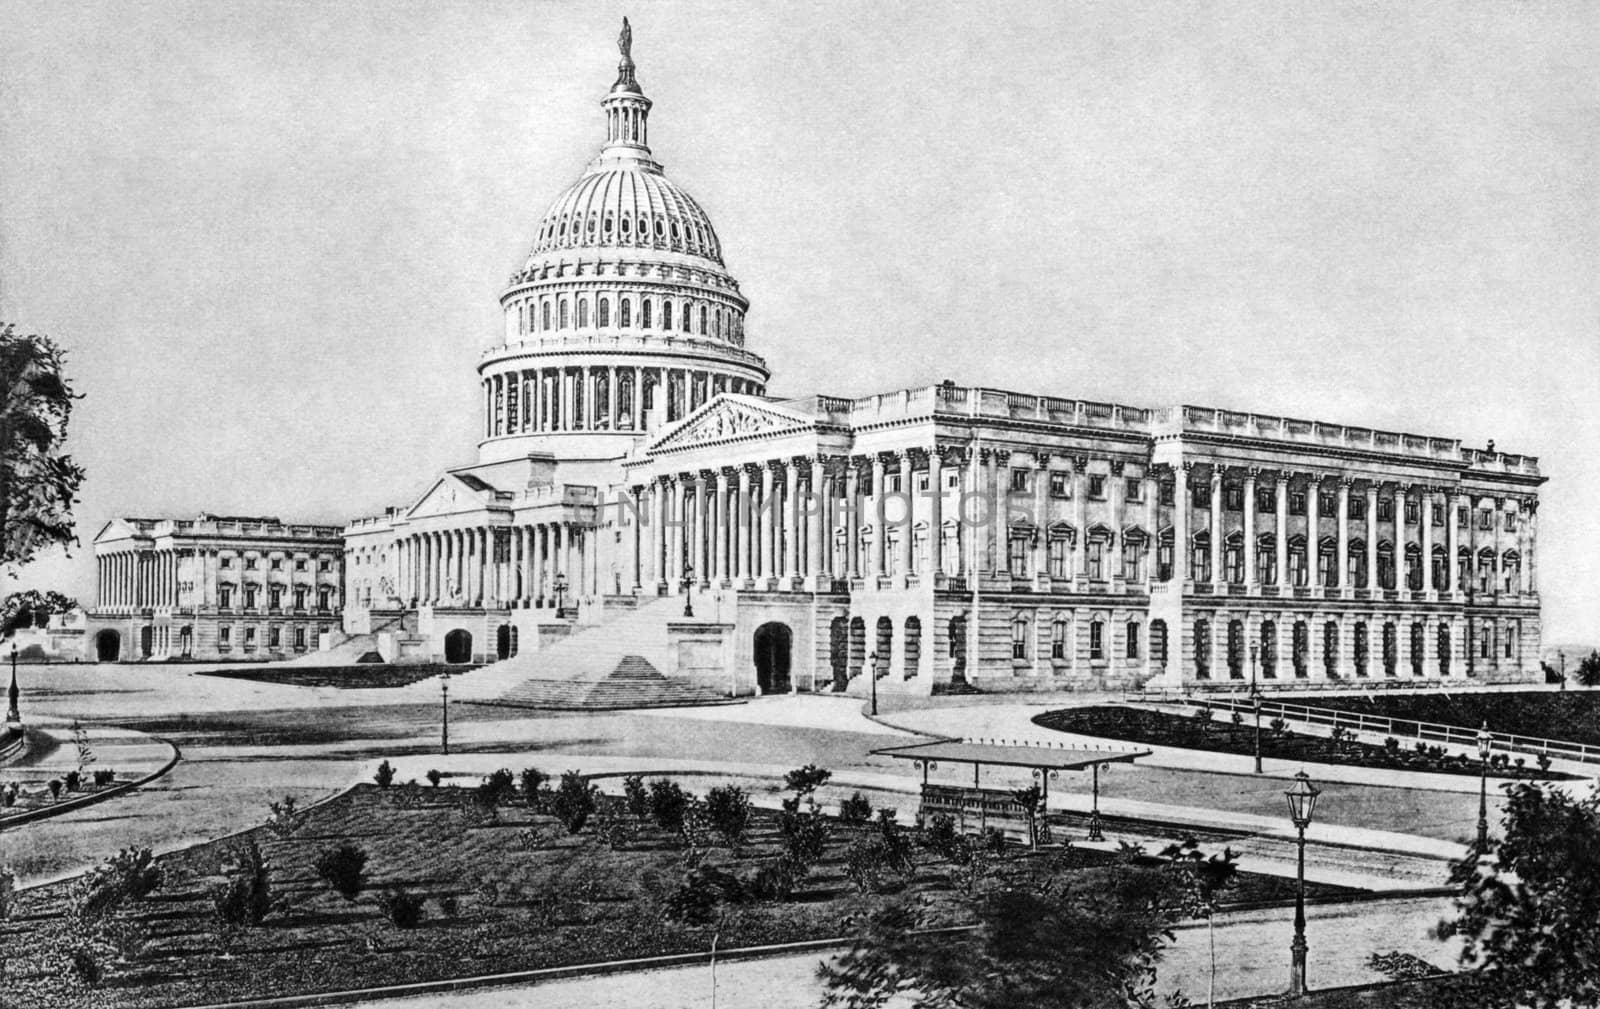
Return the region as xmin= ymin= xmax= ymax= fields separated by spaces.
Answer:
xmin=90 ymin=24 xmax=1546 ymax=699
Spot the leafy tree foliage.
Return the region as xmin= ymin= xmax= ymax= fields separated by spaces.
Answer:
xmin=1574 ymin=650 xmax=1600 ymax=688
xmin=550 ymin=770 xmax=599 ymax=834
xmin=0 ymin=588 xmax=75 ymax=637
xmin=646 ymin=777 xmax=690 ymax=834
xmin=820 ymin=856 xmax=1191 ymax=1009
xmin=313 ymin=843 xmax=367 ymax=901
xmin=0 ymin=324 xmax=85 ymax=573
xmin=1439 ymin=781 xmax=1600 ymax=1007
xmin=783 ymin=763 xmax=833 ymax=797
xmin=703 ymin=784 xmax=751 ymax=846
xmin=211 ymin=840 xmax=276 ymax=932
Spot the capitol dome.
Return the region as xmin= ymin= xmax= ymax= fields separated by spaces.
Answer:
xmin=477 ymin=19 xmax=769 ymax=468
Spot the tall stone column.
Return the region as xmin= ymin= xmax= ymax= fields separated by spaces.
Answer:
xmin=1274 ymin=474 xmax=1288 ymax=588
xmin=759 ymin=463 xmax=777 ymax=585
xmin=785 ymin=459 xmax=801 ymax=583
xmin=928 ymin=447 xmax=945 ymax=577
xmin=1422 ymin=488 xmax=1437 ymax=593
xmin=1336 ymin=479 xmax=1351 ymax=589
xmin=895 ymin=451 xmax=913 ymax=581
xmin=736 ymin=466 xmax=753 ymax=587
xmin=1525 ymin=498 xmax=1538 ymax=594
xmin=1174 ymin=463 xmax=1190 ymax=584
xmin=695 ymin=473 xmax=711 ymax=587
xmin=1242 ymin=468 xmax=1258 ymax=586
xmin=1031 ymin=452 xmax=1049 ymax=578
xmin=1305 ymin=475 xmax=1321 ymax=587
xmin=846 ymin=459 xmax=863 ymax=581
xmin=1208 ymin=467 xmax=1223 ymax=588
xmin=1365 ymin=485 xmax=1379 ymax=592
xmin=608 ymin=367 xmax=618 ymax=430
xmin=807 ymin=456 xmax=826 ymax=588
xmin=869 ymin=454 xmax=887 ymax=580
xmin=1492 ymin=497 xmax=1505 ymax=592
xmin=714 ymin=470 xmax=730 ymax=585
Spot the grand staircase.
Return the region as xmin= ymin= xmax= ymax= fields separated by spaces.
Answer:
xmin=452 ymin=598 xmax=736 ymax=711
xmin=280 ymin=612 xmax=413 ymax=666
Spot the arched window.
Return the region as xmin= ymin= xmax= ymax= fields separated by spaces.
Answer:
xmin=1011 ymin=613 xmax=1030 ymax=661
xmin=1353 ymin=622 xmax=1367 ymax=677
xmin=598 ymin=297 xmax=610 ymax=328
xmin=1125 ymin=620 xmax=1141 ymax=660
xmin=1437 ymin=624 xmax=1451 ymax=675
xmin=542 ymin=300 xmax=551 ymax=331
xmin=1261 ymin=620 xmax=1277 ymax=678
xmin=1377 ymin=541 xmax=1395 ymax=590
xmin=875 ymin=616 xmax=893 ymax=676
xmin=1501 ymin=551 xmax=1520 ymax=594
xmin=1194 ymin=619 xmax=1210 ymax=678
xmin=577 ymin=298 xmax=589 ymax=328
xmin=558 ymin=299 xmax=570 ymax=329
xmin=1151 ymin=619 xmax=1168 ymax=665
xmin=642 ymin=299 xmax=653 ymax=329
xmin=683 ymin=302 xmax=693 ymax=332
xmin=1190 ymin=532 xmax=1211 ymax=582
xmin=1324 ymin=621 xmax=1339 ymax=677
xmin=1405 ymin=543 xmax=1422 ymax=590
xmin=1227 ymin=620 xmax=1244 ymax=678
xmin=620 ymin=298 xmax=632 ymax=328
xmin=1382 ymin=622 xmax=1398 ymax=676
xmin=1292 ymin=621 xmax=1309 ymax=678
xmin=1050 ymin=617 xmax=1069 ymax=661
xmin=903 ymin=616 xmax=921 ymax=679
xmin=1410 ymin=622 xmax=1425 ymax=676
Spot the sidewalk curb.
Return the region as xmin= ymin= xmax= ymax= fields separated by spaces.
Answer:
xmin=0 ymin=734 xmax=181 ymax=831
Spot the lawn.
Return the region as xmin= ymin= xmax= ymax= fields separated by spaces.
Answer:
xmin=1034 ymin=705 xmax=1571 ymax=780
xmin=0 ymin=776 xmax=1356 ymax=1008
xmin=195 ymin=663 xmax=477 ymax=689
xmin=1296 ymin=690 xmax=1600 ymax=749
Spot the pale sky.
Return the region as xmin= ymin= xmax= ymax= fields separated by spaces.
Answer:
xmin=2 ymin=1 xmax=1596 ymax=643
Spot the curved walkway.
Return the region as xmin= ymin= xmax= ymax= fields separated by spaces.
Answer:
xmin=0 ymin=719 xmax=178 ymax=832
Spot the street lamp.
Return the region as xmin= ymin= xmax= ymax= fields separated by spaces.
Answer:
xmin=1250 ymin=640 xmax=1262 ymax=774
xmin=1285 ymin=770 xmax=1321 ymax=997
xmin=553 ymin=573 xmax=568 ymax=615
xmin=680 ymin=565 xmax=695 ymax=618
xmin=6 ymin=644 xmax=20 ymax=725
xmin=868 ymin=650 xmax=879 ymax=716
xmin=1476 ymin=721 xmax=1492 ymax=853
xmin=440 ymin=670 xmax=451 ymax=756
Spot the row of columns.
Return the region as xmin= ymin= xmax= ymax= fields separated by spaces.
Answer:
xmin=1176 ymin=466 xmax=1537 ymax=596
xmin=98 ymin=550 xmax=178 ymax=611
xmin=484 ymin=364 xmax=761 ymax=439
xmin=392 ymin=522 xmax=600 ymax=609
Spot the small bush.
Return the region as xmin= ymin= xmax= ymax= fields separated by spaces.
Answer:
xmin=1537 ymin=752 xmax=1552 ymax=773
xmin=47 ymin=778 xmax=63 ymax=798
xmin=920 ymin=813 xmax=961 ymax=859
xmin=978 ymin=827 xmax=1008 ymax=854
xmin=92 ymin=768 xmax=116 ymax=786
xmin=1384 ymin=737 xmax=1400 ymax=754
xmin=664 ymin=865 xmax=746 ymax=924
xmin=437 ymin=894 xmax=460 ymax=917
xmin=69 ymin=945 xmax=103 ymax=986
xmin=478 ymin=768 xmax=517 ymax=807
xmin=77 ymin=847 xmax=163 ymax=922
xmin=749 ymin=855 xmax=806 ymax=901
xmin=839 ymin=792 xmax=873 ymax=823
xmin=65 ymin=770 xmax=81 ymax=792
xmin=426 ymin=768 xmax=443 ymax=787
xmin=313 ymin=843 xmax=367 ymax=902
xmin=623 ymin=774 xmax=649 ymax=819
xmin=379 ymin=887 xmax=426 ymax=928
xmin=704 ymin=785 xmax=751 ymax=847
xmin=267 ymin=796 xmax=302 ymax=838
xmin=212 ymin=840 xmax=274 ymax=930
xmin=520 ymin=768 xmax=548 ymax=808
xmin=550 ymin=771 xmax=599 ymax=834
xmin=0 ymin=865 xmax=14 ymax=921
xmin=373 ymin=760 xmax=396 ymax=789
xmin=783 ymin=764 xmax=832 ymax=796
xmin=648 ymin=778 xmax=691 ymax=835
xmin=777 ymin=800 xmax=832 ymax=868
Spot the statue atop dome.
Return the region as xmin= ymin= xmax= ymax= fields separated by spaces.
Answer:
xmin=612 ymin=17 xmax=640 ymax=93
xmin=618 ymin=17 xmax=631 ymax=60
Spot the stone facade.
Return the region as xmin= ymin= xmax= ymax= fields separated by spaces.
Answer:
xmin=86 ymin=514 xmax=345 ymax=662
xmin=332 ymin=26 xmax=1545 ymax=694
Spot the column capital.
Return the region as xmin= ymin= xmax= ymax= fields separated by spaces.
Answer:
xmin=1032 ymin=450 xmax=1053 ymax=470
xmin=1338 ymin=476 xmax=1355 ymax=489
xmin=936 ymin=443 xmax=966 ymax=468
xmin=1110 ymin=458 xmax=1126 ymax=476
xmin=1274 ymin=471 xmax=1290 ymax=487
xmin=1070 ymin=453 xmax=1088 ymax=471
xmin=1243 ymin=465 xmax=1260 ymax=482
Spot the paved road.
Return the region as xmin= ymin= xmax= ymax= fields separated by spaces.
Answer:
xmin=345 ymin=895 xmax=1459 ymax=1008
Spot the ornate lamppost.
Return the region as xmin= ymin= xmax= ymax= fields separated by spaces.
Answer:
xmin=440 ymin=670 xmax=451 ymax=756
xmin=680 ymin=566 xmax=695 ymax=618
xmin=867 ymin=650 xmax=879 ymax=716
xmin=1476 ymin=721 xmax=1492 ymax=853
xmin=553 ymin=573 xmax=569 ymax=615
xmin=1250 ymin=640 xmax=1262 ymax=774
xmin=1285 ymin=770 xmax=1321 ymax=997
xmin=7 ymin=643 xmax=20 ymax=725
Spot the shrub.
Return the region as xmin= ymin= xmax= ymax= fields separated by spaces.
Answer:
xmin=65 ymin=770 xmax=81 ymax=791
xmin=664 ymin=864 xmax=746 ymax=924
xmin=520 ymin=767 xmax=548 ymax=808
xmin=426 ymin=768 xmax=443 ymax=787
xmin=784 ymin=764 xmax=832 ymax=796
xmin=843 ymin=812 xmax=915 ymax=894
xmin=77 ymin=847 xmax=163 ymax=922
xmin=313 ymin=843 xmax=367 ymax=901
xmin=749 ymin=855 xmax=806 ymax=901
xmin=212 ymin=840 xmax=274 ymax=930
xmin=1537 ymin=753 xmax=1553 ymax=774
xmin=704 ymin=785 xmax=751 ymax=846
xmin=373 ymin=760 xmax=396 ymax=789
xmin=69 ymin=945 xmax=103 ymax=986
xmin=648 ymin=778 xmax=691 ymax=835
xmin=839 ymin=792 xmax=873 ymax=823
xmin=48 ymin=778 xmax=63 ymax=798
xmin=379 ymin=886 xmax=426 ymax=928
xmin=778 ymin=799 xmax=832 ymax=868
xmin=0 ymin=865 xmax=13 ymax=921
xmin=920 ymin=813 xmax=962 ymax=860
xmin=978 ymin=827 xmax=1008 ymax=855
xmin=437 ymin=894 xmax=460 ymax=917
xmin=623 ymin=774 xmax=649 ymax=819
xmin=1230 ymin=710 xmax=1244 ymax=727
xmin=267 ymin=796 xmax=303 ymax=838
xmin=92 ymin=768 xmax=116 ymax=786
xmin=1384 ymin=737 xmax=1400 ymax=755
xmin=550 ymin=771 xmax=599 ymax=834
xmin=478 ymin=768 xmax=517 ymax=807
xmin=1269 ymin=716 xmax=1289 ymax=736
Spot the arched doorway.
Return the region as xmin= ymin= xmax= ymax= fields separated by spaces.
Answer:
xmin=94 ymin=629 xmax=121 ymax=662
xmin=139 ymin=626 xmax=154 ymax=659
xmin=753 ymin=622 xmax=792 ymax=694
xmin=496 ymin=624 xmax=512 ymax=660
xmin=829 ymin=617 xmax=849 ymax=691
xmin=444 ymin=629 xmax=473 ymax=664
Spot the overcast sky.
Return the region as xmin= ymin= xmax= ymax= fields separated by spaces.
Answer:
xmin=2 ymin=1 xmax=1596 ymax=643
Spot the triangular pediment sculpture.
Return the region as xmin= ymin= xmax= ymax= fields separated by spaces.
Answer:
xmin=650 ymin=395 xmax=813 ymax=452
xmin=406 ymin=475 xmax=496 ymax=520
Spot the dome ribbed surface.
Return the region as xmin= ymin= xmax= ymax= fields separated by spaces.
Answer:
xmin=526 ymin=166 xmax=724 ymax=266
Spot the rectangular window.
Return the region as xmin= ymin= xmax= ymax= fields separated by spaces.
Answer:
xmin=1319 ymin=490 xmax=1336 ymax=514
xmin=1192 ymin=483 xmax=1209 ymax=509
xmin=1049 ymin=472 xmax=1069 ymax=497
xmin=1505 ymin=512 xmax=1518 ymax=532
xmin=294 ymin=626 xmax=306 ymax=648
xmin=1289 ymin=492 xmax=1306 ymax=516
xmin=268 ymin=625 xmax=281 ymax=648
xmin=244 ymin=627 xmax=256 ymax=646
xmin=1224 ymin=484 xmax=1243 ymax=510
xmin=1050 ymin=621 xmax=1067 ymax=660
xmin=1350 ymin=497 xmax=1366 ymax=520
xmin=1009 ymin=469 xmax=1030 ymax=493
xmin=1089 ymin=622 xmax=1104 ymax=661
xmin=219 ymin=626 xmax=231 ymax=645
xmin=245 ymin=557 xmax=258 ymax=570
xmin=268 ymin=587 xmax=282 ymax=609
xmin=295 ymin=559 xmax=308 ymax=571
xmin=1404 ymin=499 xmax=1419 ymax=524
xmin=1012 ymin=620 xmax=1028 ymax=660
xmin=1126 ymin=622 xmax=1140 ymax=659
xmin=1122 ymin=540 xmax=1143 ymax=581
xmin=1478 ymin=509 xmax=1492 ymax=530
xmin=1125 ymin=478 xmax=1142 ymax=503
xmin=1008 ymin=536 xmax=1029 ymax=577
xmin=1159 ymin=480 xmax=1174 ymax=506
xmin=1432 ymin=503 xmax=1445 ymax=526
xmin=1257 ymin=486 xmax=1276 ymax=512
xmin=1457 ymin=505 xmax=1469 ymax=527
xmin=1088 ymin=475 xmax=1106 ymax=500
xmin=1377 ymin=498 xmax=1393 ymax=522
xmin=887 ymin=473 xmax=903 ymax=494
xmin=270 ymin=558 xmax=283 ymax=571
xmin=219 ymin=587 xmax=232 ymax=609
xmin=917 ymin=474 xmax=930 ymax=492
xmin=220 ymin=556 xmax=233 ymax=569
xmin=319 ymin=559 xmax=332 ymax=572
xmin=945 ymin=471 xmax=960 ymax=489
xmin=1048 ymin=537 xmax=1069 ymax=579
xmin=1087 ymin=540 xmax=1104 ymax=580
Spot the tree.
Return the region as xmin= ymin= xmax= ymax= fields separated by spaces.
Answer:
xmin=0 ymin=324 xmax=85 ymax=574
xmin=1438 ymin=781 xmax=1600 ymax=1008
xmin=820 ymin=858 xmax=1191 ymax=1009
xmin=1160 ymin=838 xmax=1239 ymax=1008
xmin=1573 ymin=650 xmax=1600 ymax=688
xmin=0 ymin=588 xmax=75 ymax=637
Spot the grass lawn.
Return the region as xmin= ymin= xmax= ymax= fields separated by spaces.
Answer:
xmin=0 ymin=780 xmax=1358 ymax=1008
xmin=1298 ymin=690 xmax=1600 ymax=749
xmin=1034 ymin=706 xmax=1571 ymax=780
xmin=195 ymin=663 xmax=478 ymax=690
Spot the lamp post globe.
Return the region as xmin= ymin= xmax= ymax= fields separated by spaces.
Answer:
xmin=1476 ymin=721 xmax=1492 ymax=853
xmin=1285 ymin=771 xmax=1321 ymax=997
xmin=680 ymin=567 xmax=695 ymax=618
xmin=440 ymin=670 xmax=451 ymax=756
xmin=1250 ymin=640 xmax=1262 ymax=773
xmin=867 ymin=651 xmax=879 ymax=716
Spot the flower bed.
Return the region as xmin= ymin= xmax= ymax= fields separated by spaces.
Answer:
xmin=195 ymin=662 xmax=478 ymax=690
xmin=0 ymin=777 xmax=1355 ymax=1008
xmin=1034 ymin=706 xmax=1575 ymax=780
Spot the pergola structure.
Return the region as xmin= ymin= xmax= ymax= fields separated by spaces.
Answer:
xmin=875 ymin=738 xmax=1150 ymax=847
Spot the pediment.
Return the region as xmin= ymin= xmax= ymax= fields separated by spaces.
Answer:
xmin=93 ymin=518 xmax=144 ymax=545
xmin=650 ymin=395 xmax=814 ymax=453
xmin=406 ymin=475 xmax=497 ymax=520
